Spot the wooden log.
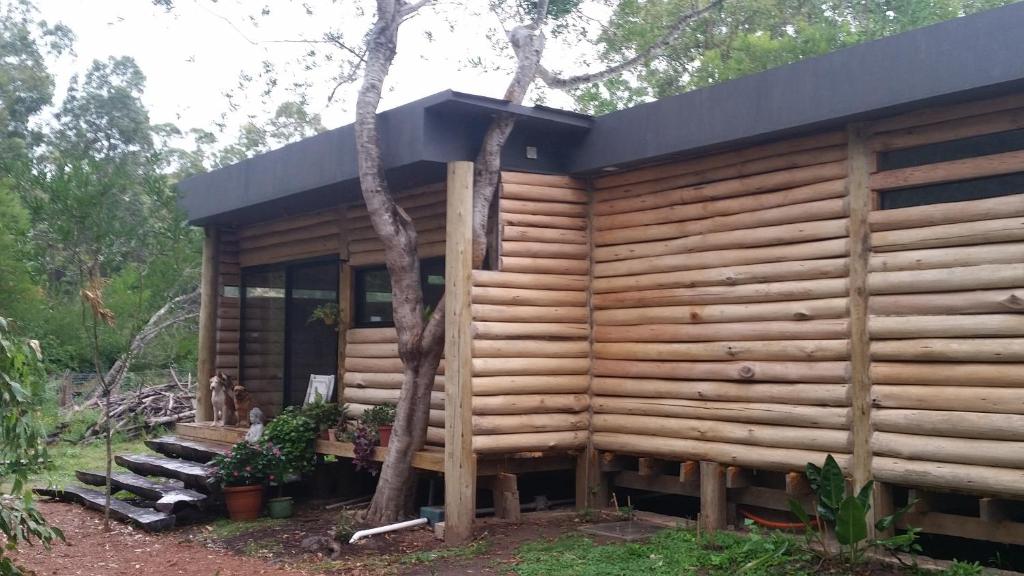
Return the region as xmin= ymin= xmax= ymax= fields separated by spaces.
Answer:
xmin=349 ymin=213 xmax=447 ymax=241
xmin=472 ymin=340 xmax=590 ymax=358
xmin=34 ymin=486 xmax=175 ymax=532
xmin=471 ymin=286 xmax=587 ymax=307
xmin=350 ymin=240 xmax=445 ymax=266
xmin=868 ymin=265 xmax=1024 ymax=295
xmin=593 ymin=340 xmax=849 ymax=361
xmin=872 ymin=385 xmax=1024 ymax=414
xmin=870 ymin=362 xmax=1024 ymax=387
xmin=593 ymin=298 xmax=849 ymax=326
xmin=471 ymin=270 xmax=588 ymax=291
xmin=345 ymin=342 xmax=399 ymax=358
xmin=342 ymin=372 xmax=444 ymax=391
xmin=594 ymin=218 xmax=848 ymax=263
xmin=502 ymin=225 xmax=588 ymax=244
xmin=594 ymin=237 xmax=848 ymax=279
xmin=591 ymin=378 xmax=849 ymax=406
xmin=593 ymin=278 xmax=849 ymax=309
xmin=870 ymin=315 xmax=1024 ymax=338
xmin=239 ymin=234 xmax=340 ymax=267
xmin=346 ymin=327 xmax=398 ymax=343
xmin=870 ymin=107 xmax=1024 ymax=151
xmin=593 ymin=414 xmax=851 ymax=452
xmin=726 ymin=466 xmax=752 ymax=488
xmin=869 ymin=242 xmax=1024 ymax=273
xmin=870 ymin=338 xmax=1024 ymax=362
xmin=786 ymin=472 xmax=812 ymax=496
xmin=502 ymin=171 xmax=584 ymax=189
xmin=870 ymin=289 xmax=1024 ymax=315
xmin=501 ymin=182 xmax=589 ymax=203
xmin=866 ymin=92 xmax=1024 ymax=134
xmin=499 ymin=256 xmax=589 ymax=275
xmin=239 ymin=209 xmax=337 ymax=239
xmin=472 ymin=412 xmax=590 ymax=434
xmin=346 ymin=186 xmax=445 ymax=217
xmin=595 ymin=198 xmax=846 ymax=246
xmin=471 ymin=357 xmax=590 ymax=376
xmin=871 ymin=431 xmax=1024 ymax=469
xmin=593 ymin=432 xmax=849 ymax=473
xmin=473 ymin=430 xmax=588 ymax=454
xmin=348 ymin=227 xmax=446 ymax=253
xmin=595 ymin=320 xmax=849 ymax=342
xmin=472 ymin=304 xmax=588 ymax=323
xmin=197 ymin=228 xmax=218 ymax=422
xmin=868 ymin=194 xmax=1024 ymax=232
xmin=593 ymin=258 xmax=848 ymax=295
xmin=239 ymin=220 xmax=340 ymax=251
xmin=501 ymin=199 xmax=587 ymax=217
xmin=871 ymin=217 xmax=1024 ymax=252
xmin=594 ymin=359 xmax=849 ymax=383
xmin=872 ymin=457 xmax=1024 ymax=499
xmin=472 ymin=394 xmax=590 ymax=415
xmin=701 ymin=461 xmax=727 ymax=531
xmin=343 ymin=387 xmax=444 ymax=409
xmin=873 ymin=409 xmax=1024 ymax=442
xmin=595 ymin=179 xmax=846 ymax=231
xmin=593 ymin=397 xmax=850 ymax=429
xmin=472 ymin=322 xmax=590 ymax=340
xmin=869 ymin=149 xmax=1024 ymax=191
xmin=502 ymin=241 xmax=590 ymax=259
xmin=345 ymin=357 xmax=445 ymax=374
xmin=594 ymin=160 xmax=847 ymax=216
xmin=473 ymin=375 xmax=590 ymax=396
xmin=500 ymin=212 xmax=587 ymax=230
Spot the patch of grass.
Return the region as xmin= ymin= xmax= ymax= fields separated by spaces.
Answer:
xmin=242 ymin=539 xmax=284 ymax=558
xmin=938 ymin=560 xmax=985 ymax=576
xmin=400 ymin=539 xmax=490 ymax=565
xmin=206 ymin=517 xmax=286 ymax=540
xmin=28 ymin=434 xmax=150 ymax=489
xmin=513 ymin=528 xmax=814 ymax=576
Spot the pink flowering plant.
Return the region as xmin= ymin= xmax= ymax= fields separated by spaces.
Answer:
xmin=211 ymin=441 xmax=272 ymax=487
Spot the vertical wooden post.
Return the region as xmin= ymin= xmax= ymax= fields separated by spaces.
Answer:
xmin=444 ymin=161 xmax=476 ymax=545
xmin=700 ymin=461 xmax=726 ymax=532
xmin=336 ymin=206 xmax=351 ymax=405
xmin=196 ymin=226 xmax=219 ymax=423
xmin=847 ymin=123 xmax=876 ymax=534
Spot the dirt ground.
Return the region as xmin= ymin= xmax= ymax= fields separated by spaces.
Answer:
xmin=13 ymin=500 xmax=588 ymax=576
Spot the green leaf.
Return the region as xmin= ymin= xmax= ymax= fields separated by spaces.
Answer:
xmin=835 ymin=496 xmax=868 ymax=546
xmin=855 ymin=480 xmax=874 ymax=513
xmin=875 ymin=497 xmax=918 ymax=532
xmin=788 ymin=498 xmax=812 ymax=528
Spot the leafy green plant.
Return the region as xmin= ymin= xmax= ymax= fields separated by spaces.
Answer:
xmin=941 ymin=560 xmax=985 ymax=576
xmin=307 ymin=302 xmax=340 ymax=329
xmin=211 ymin=441 xmax=271 ymax=487
xmin=261 ymin=406 xmax=318 ymax=475
xmin=0 ymin=317 xmax=64 ymax=575
xmin=359 ymin=404 xmax=396 ymax=430
xmin=301 ymin=400 xmax=346 ymax=432
xmin=789 ymin=454 xmax=917 ymax=567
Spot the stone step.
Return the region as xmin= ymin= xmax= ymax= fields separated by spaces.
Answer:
xmin=145 ymin=435 xmax=231 ymax=464
xmin=75 ymin=470 xmax=208 ymax=513
xmin=33 ymin=485 xmax=176 ymax=532
xmin=115 ymin=453 xmax=216 ymax=493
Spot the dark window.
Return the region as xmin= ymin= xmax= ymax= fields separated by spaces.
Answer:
xmin=878 ymin=129 xmax=1024 ymax=210
xmin=354 ymin=257 xmax=445 ymax=327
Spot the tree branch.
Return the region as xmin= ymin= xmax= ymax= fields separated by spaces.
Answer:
xmin=400 ymin=0 xmax=434 ymax=19
xmin=537 ymin=0 xmax=723 ymax=90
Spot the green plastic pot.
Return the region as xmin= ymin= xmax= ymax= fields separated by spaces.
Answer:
xmin=267 ymin=496 xmax=294 ymax=519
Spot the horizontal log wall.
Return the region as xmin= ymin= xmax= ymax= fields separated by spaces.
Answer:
xmin=590 ymin=131 xmax=854 ymax=473
xmin=214 ymin=229 xmax=241 ymax=381
xmin=865 ymin=96 xmax=1024 ymax=495
xmin=468 ymin=172 xmax=592 ymax=454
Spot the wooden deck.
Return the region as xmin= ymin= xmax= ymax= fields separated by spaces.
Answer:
xmin=175 ymin=422 xmax=574 ymax=476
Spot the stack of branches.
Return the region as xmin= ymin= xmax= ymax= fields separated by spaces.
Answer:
xmin=55 ymin=368 xmax=197 ymax=444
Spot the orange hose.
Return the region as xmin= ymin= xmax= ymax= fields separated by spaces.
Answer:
xmin=738 ymin=507 xmax=816 ymax=531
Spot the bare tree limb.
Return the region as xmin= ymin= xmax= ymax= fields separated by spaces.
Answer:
xmin=537 ymin=0 xmax=723 ymax=90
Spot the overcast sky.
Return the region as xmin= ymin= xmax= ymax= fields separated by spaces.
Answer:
xmin=36 ymin=1 xmax=593 ymax=138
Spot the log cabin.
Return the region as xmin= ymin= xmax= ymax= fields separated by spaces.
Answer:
xmin=176 ymin=3 xmax=1024 ymax=545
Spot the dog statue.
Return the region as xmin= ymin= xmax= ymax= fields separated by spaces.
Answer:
xmin=210 ymin=372 xmax=236 ymax=427
xmin=244 ymin=407 xmax=265 ymax=442
xmin=232 ymin=383 xmax=254 ymax=427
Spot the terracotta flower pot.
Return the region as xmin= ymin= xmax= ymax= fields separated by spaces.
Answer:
xmin=223 ymin=484 xmax=264 ymax=520
xmin=378 ymin=425 xmax=393 ymax=447
xmin=320 ymin=429 xmax=333 ymax=441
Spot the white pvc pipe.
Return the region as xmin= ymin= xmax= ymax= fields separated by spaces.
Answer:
xmin=348 ymin=517 xmax=428 ymax=544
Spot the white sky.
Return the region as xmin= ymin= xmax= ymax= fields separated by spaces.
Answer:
xmin=36 ymin=1 xmax=594 ymax=139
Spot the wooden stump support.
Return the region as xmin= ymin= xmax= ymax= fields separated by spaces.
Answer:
xmin=196 ymin=226 xmax=218 ymax=422
xmin=444 ymin=161 xmax=476 ymax=545
xmin=700 ymin=461 xmax=726 ymax=532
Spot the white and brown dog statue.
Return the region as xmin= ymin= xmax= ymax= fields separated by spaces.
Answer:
xmin=210 ymin=372 xmax=237 ymax=426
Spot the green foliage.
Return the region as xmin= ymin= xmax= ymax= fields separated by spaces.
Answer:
xmin=261 ymin=406 xmax=318 ymax=475
xmin=790 ymin=454 xmax=919 ymax=567
xmin=575 ymin=0 xmax=1017 ymax=113
xmin=301 ymin=400 xmax=346 ymax=432
xmin=0 ymin=317 xmax=63 ymax=575
xmin=210 ymin=441 xmax=272 ymax=487
xmin=359 ymin=404 xmax=396 ymax=429
xmin=941 ymin=560 xmax=985 ymax=576
xmin=513 ymin=528 xmax=811 ymax=576
xmin=59 ymin=408 xmax=101 ymax=444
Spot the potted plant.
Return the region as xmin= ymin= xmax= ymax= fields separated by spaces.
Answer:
xmin=211 ymin=441 xmax=269 ymax=520
xmin=361 ymin=404 xmax=397 ymax=447
xmin=302 ymin=399 xmax=346 ymax=441
xmin=263 ymin=442 xmax=294 ymax=519
xmin=307 ymin=302 xmax=340 ymax=331
xmin=262 ymin=406 xmax=319 ymax=479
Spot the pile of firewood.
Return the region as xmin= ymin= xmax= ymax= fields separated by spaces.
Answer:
xmin=61 ymin=368 xmax=197 ymax=443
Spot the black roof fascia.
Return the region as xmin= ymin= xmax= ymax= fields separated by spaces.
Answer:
xmin=178 ymin=90 xmax=593 ymax=226
xmin=569 ymin=2 xmax=1024 ymax=174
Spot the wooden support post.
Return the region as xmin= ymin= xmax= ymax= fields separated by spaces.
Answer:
xmin=847 ymin=123 xmax=876 ymax=535
xmin=680 ymin=461 xmax=700 ymax=488
xmin=196 ymin=226 xmax=219 ymax=422
xmin=576 ymin=447 xmax=608 ymax=510
xmin=493 ymin=472 xmax=521 ymax=522
xmin=725 ymin=466 xmax=751 ymax=489
xmin=639 ymin=458 xmax=665 ymax=477
xmin=336 ymin=263 xmax=352 ymax=404
xmin=785 ymin=472 xmax=812 ymax=496
xmin=444 ymin=161 xmax=476 ymax=545
xmin=874 ymin=482 xmax=895 ymax=538
xmin=700 ymin=461 xmax=726 ymax=532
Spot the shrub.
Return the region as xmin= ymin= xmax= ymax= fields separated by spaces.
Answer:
xmin=261 ymin=406 xmax=318 ymax=475
xmin=211 ymin=441 xmax=271 ymax=487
